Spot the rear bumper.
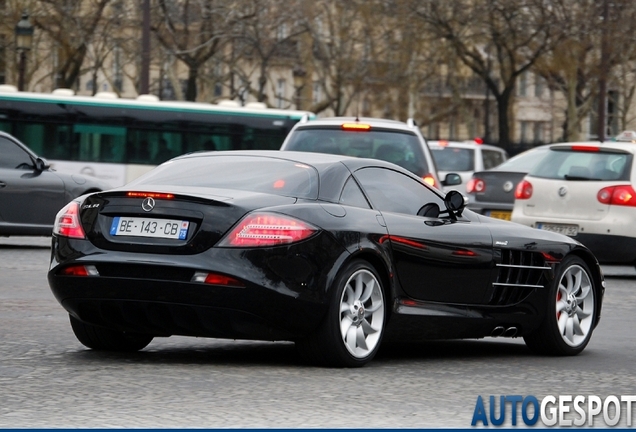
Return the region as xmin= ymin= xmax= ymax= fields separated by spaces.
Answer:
xmin=48 ymin=234 xmax=345 ymax=340
xmin=466 ymin=200 xmax=513 ymax=214
xmin=56 ymin=284 xmax=307 ymax=341
xmin=511 ymin=214 xmax=636 ymax=264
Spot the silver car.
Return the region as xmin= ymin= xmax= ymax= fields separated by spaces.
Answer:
xmin=429 ymin=139 xmax=508 ymax=195
xmin=0 ymin=131 xmax=109 ymax=236
xmin=280 ymin=117 xmax=458 ymax=190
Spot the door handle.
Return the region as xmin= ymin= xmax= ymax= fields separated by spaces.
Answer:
xmin=0 ymin=181 xmax=6 ymax=188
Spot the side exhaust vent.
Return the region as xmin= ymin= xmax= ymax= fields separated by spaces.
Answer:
xmin=489 ymin=249 xmax=552 ymax=306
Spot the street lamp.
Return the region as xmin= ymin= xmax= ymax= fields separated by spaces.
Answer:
xmin=15 ymin=12 xmax=34 ymax=91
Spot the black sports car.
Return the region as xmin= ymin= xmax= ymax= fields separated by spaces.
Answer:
xmin=48 ymin=151 xmax=604 ymax=367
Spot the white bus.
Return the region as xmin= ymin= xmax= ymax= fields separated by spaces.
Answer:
xmin=0 ymin=85 xmax=315 ymax=187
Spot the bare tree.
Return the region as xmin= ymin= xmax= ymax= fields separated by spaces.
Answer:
xmin=153 ymin=0 xmax=235 ymax=101
xmin=604 ymin=0 xmax=636 ymax=134
xmin=535 ymin=0 xmax=636 ymax=141
xmin=228 ymin=0 xmax=307 ymax=106
xmin=415 ymin=0 xmax=563 ymax=149
xmin=297 ymin=1 xmax=378 ymax=115
xmin=33 ymin=0 xmax=112 ymax=89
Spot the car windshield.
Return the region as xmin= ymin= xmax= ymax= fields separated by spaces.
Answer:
xmin=430 ymin=147 xmax=474 ymax=171
xmin=284 ymin=128 xmax=430 ymax=176
xmin=128 ymin=155 xmax=319 ymax=199
xmin=492 ymin=147 xmax=549 ymax=172
xmin=529 ymin=149 xmax=632 ymax=181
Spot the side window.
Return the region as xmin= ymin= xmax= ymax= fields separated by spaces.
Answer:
xmin=0 ymin=137 xmax=33 ymax=169
xmin=482 ymin=149 xmax=506 ymax=170
xmin=354 ymin=167 xmax=443 ymax=215
xmin=340 ymin=176 xmax=371 ymax=209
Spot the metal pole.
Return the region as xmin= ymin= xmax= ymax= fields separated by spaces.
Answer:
xmin=484 ymin=52 xmax=491 ymax=142
xmin=18 ymin=50 xmax=26 ymax=91
xmin=598 ymin=0 xmax=609 ymax=142
xmin=140 ymin=0 xmax=150 ymax=94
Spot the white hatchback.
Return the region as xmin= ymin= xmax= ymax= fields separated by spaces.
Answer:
xmin=429 ymin=139 xmax=508 ymax=195
xmin=511 ymin=141 xmax=636 ymax=264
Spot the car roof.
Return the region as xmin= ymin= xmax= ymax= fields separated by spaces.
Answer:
xmin=428 ymin=140 xmax=505 ymax=152
xmin=0 ymin=130 xmax=39 ymax=159
xmin=177 ymin=149 xmax=414 ymax=174
xmin=548 ymin=141 xmax=636 ymax=153
xmin=171 ymin=149 xmax=431 ymax=203
xmin=293 ymin=116 xmax=417 ymax=132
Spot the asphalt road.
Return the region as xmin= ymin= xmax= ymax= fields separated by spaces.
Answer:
xmin=1 ymin=236 xmax=635 ymax=428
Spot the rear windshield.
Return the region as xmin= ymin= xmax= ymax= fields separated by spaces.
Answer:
xmin=492 ymin=147 xmax=549 ymax=172
xmin=529 ymin=149 xmax=632 ymax=181
xmin=128 ymin=155 xmax=319 ymax=199
xmin=285 ymin=128 xmax=430 ymax=176
xmin=430 ymin=147 xmax=474 ymax=171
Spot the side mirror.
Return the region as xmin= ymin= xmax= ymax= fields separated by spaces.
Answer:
xmin=444 ymin=190 xmax=467 ymax=219
xmin=34 ymin=157 xmax=50 ymax=172
xmin=442 ymin=173 xmax=462 ymax=186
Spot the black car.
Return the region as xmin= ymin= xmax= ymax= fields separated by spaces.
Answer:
xmin=48 ymin=151 xmax=604 ymax=367
xmin=0 ymin=131 xmax=109 ymax=236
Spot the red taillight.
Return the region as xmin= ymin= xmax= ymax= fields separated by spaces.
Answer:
xmin=192 ymin=271 xmax=245 ymax=287
xmin=60 ymin=265 xmax=98 ymax=276
xmin=597 ymin=188 xmax=612 ymax=204
xmin=422 ymin=174 xmax=439 ymax=189
xmin=466 ymin=178 xmax=485 ymax=194
xmin=597 ymin=185 xmax=636 ymax=206
xmin=341 ymin=123 xmax=371 ymax=131
xmin=126 ymin=191 xmax=174 ymax=199
xmin=219 ymin=213 xmax=317 ymax=247
xmin=53 ymin=202 xmax=86 ymax=239
xmin=515 ymin=180 xmax=533 ymax=200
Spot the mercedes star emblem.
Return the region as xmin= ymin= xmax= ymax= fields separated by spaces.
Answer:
xmin=141 ymin=197 xmax=155 ymax=212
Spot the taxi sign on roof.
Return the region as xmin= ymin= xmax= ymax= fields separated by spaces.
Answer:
xmin=614 ymin=130 xmax=636 ymax=142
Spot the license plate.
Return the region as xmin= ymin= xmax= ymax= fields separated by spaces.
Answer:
xmin=487 ymin=210 xmax=512 ymax=221
xmin=536 ymin=223 xmax=578 ymax=236
xmin=110 ymin=217 xmax=189 ymax=240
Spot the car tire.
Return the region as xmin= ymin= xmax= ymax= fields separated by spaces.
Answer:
xmin=296 ymin=259 xmax=386 ymax=367
xmin=69 ymin=315 xmax=154 ymax=352
xmin=524 ymin=255 xmax=596 ymax=356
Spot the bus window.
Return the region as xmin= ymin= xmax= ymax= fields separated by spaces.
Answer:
xmin=153 ymin=133 xmax=181 ymax=163
xmin=74 ymin=124 xmax=126 ymax=163
xmin=11 ymin=122 xmax=73 ymax=159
